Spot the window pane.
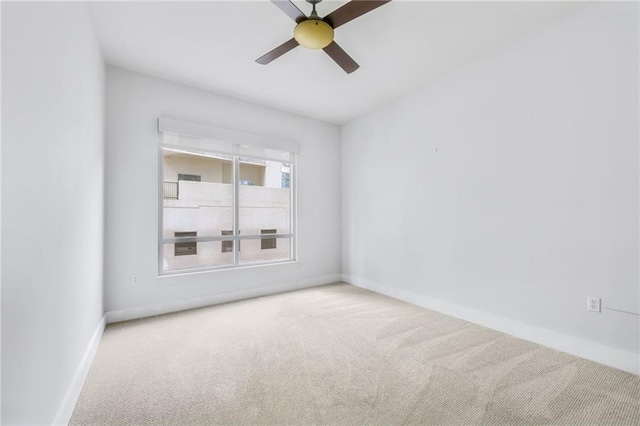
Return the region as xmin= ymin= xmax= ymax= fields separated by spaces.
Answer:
xmin=239 ymin=238 xmax=291 ymax=264
xmin=239 ymin=158 xmax=291 ymax=236
xmin=163 ymin=241 xmax=233 ymax=272
xmin=163 ymin=148 xmax=233 ymax=240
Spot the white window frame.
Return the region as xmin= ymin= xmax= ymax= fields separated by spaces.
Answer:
xmin=157 ymin=118 xmax=297 ymax=276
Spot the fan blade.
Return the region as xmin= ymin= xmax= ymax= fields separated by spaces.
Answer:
xmin=256 ymin=38 xmax=300 ymax=65
xmin=323 ymin=0 xmax=391 ymax=29
xmin=323 ymin=41 xmax=359 ymax=74
xmin=271 ymin=0 xmax=306 ymax=23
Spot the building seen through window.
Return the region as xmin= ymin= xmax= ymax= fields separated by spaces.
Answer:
xmin=161 ymin=147 xmax=293 ymax=273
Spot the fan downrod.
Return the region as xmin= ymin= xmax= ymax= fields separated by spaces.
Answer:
xmin=305 ymin=0 xmax=323 ymax=19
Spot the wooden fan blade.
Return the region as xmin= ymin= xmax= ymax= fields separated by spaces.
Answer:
xmin=323 ymin=41 xmax=359 ymax=74
xmin=256 ymin=38 xmax=299 ymax=64
xmin=323 ymin=0 xmax=391 ymax=29
xmin=271 ymin=0 xmax=307 ymax=23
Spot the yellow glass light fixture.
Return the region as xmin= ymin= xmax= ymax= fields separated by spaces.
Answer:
xmin=294 ymin=19 xmax=334 ymax=50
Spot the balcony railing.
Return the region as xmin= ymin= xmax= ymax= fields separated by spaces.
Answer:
xmin=163 ymin=181 xmax=178 ymax=199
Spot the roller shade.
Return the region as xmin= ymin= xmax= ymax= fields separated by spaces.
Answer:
xmin=158 ymin=117 xmax=298 ymax=161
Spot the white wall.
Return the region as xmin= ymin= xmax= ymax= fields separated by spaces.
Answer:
xmin=104 ymin=66 xmax=341 ymax=314
xmin=1 ymin=3 xmax=105 ymax=425
xmin=342 ymin=3 xmax=639 ymax=370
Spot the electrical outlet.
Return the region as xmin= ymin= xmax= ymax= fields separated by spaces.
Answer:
xmin=587 ymin=297 xmax=601 ymax=313
xmin=132 ymin=274 xmax=140 ymax=285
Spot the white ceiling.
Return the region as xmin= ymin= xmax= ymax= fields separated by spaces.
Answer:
xmin=89 ymin=1 xmax=587 ymax=124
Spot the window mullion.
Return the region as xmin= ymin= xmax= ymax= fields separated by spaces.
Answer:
xmin=290 ymin=158 xmax=296 ymax=260
xmin=233 ymin=154 xmax=240 ymax=266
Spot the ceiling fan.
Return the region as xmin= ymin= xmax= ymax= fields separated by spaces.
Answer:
xmin=256 ymin=0 xmax=391 ymax=74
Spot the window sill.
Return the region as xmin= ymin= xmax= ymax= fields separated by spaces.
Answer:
xmin=157 ymin=259 xmax=299 ymax=279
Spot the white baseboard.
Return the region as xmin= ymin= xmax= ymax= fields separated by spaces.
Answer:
xmin=53 ymin=315 xmax=106 ymax=426
xmin=106 ymin=274 xmax=342 ymax=324
xmin=343 ymin=274 xmax=639 ymax=375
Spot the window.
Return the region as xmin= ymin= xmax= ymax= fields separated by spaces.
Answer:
xmin=261 ymin=229 xmax=277 ymax=250
xmin=281 ymin=165 xmax=290 ymax=189
xmin=221 ymin=230 xmax=240 ymax=253
xmin=174 ymin=232 xmax=197 ymax=256
xmin=178 ymin=173 xmax=201 ymax=182
xmin=158 ymin=118 xmax=297 ymax=274
xmin=281 ymin=172 xmax=290 ymax=189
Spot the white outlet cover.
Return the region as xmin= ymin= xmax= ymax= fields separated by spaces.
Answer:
xmin=587 ymin=297 xmax=601 ymax=313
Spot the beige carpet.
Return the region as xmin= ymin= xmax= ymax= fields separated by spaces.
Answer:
xmin=71 ymin=283 xmax=640 ymax=425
